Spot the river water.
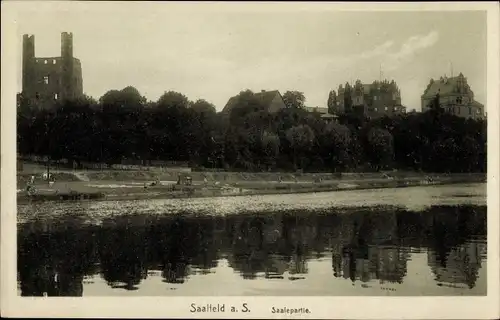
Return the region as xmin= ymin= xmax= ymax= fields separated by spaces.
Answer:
xmin=17 ymin=183 xmax=487 ymax=296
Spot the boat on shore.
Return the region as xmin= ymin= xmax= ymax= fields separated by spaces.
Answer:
xmin=18 ymin=190 xmax=106 ymax=203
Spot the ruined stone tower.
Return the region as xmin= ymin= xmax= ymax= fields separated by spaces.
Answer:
xmin=20 ymin=32 xmax=83 ymax=109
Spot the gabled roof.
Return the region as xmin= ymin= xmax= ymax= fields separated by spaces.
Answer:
xmin=254 ymin=90 xmax=282 ymax=106
xmin=222 ymin=90 xmax=283 ymax=114
xmin=422 ymin=75 xmax=472 ymax=98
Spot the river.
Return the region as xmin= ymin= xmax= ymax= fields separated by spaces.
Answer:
xmin=17 ymin=183 xmax=487 ymax=296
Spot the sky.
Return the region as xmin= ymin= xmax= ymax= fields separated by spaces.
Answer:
xmin=12 ymin=3 xmax=487 ymax=111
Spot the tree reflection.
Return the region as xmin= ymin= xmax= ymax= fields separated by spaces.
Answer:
xmin=18 ymin=218 xmax=98 ymax=296
xmin=17 ymin=204 xmax=487 ymax=296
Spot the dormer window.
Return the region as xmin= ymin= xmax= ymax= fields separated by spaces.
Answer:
xmin=43 ymin=76 xmax=49 ymax=84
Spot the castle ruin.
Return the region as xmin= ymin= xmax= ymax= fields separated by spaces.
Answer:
xmin=20 ymin=32 xmax=83 ymax=110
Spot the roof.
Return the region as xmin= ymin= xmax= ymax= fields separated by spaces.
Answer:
xmin=254 ymin=90 xmax=281 ymax=106
xmin=471 ymin=100 xmax=484 ymax=108
xmin=321 ymin=113 xmax=337 ymax=119
xmin=222 ymin=90 xmax=282 ymax=114
xmin=422 ymin=75 xmax=471 ymax=98
xmin=362 ymin=84 xmax=371 ymax=94
xmin=305 ymin=106 xmax=329 ymax=114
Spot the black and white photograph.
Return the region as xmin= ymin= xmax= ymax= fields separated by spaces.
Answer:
xmin=1 ymin=1 xmax=499 ymax=319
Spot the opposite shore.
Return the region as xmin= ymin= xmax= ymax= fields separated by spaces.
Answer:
xmin=16 ymin=169 xmax=486 ymax=204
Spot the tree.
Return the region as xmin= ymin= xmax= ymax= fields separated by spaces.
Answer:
xmin=191 ymin=99 xmax=216 ymax=115
xmin=366 ymin=128 xmax=394 ymax=171
xmin=261 ymin=131 xmax=280 ymax=170
xmin=228 ymin=90 xmax=267 ymax=127
xmin=157 ymin=91 xmax=190 ymax=109
xmin=327 ymin=90 xmax=337 ymax=115
xmin=285 ymin=124 xmax=315 ymax=170
xmin=282 ymin=91 xmax=306 ymax=109
xmin=99 ymin=86 xmax=146 ymax=109
xmin=320 ymin=122 xmax=352 ymax=171
xmin=343 ymin=83 xmax=353 ymax=113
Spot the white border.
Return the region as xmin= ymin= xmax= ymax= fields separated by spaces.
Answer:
xmin=1 ymin=2 xmax=499 ymax=319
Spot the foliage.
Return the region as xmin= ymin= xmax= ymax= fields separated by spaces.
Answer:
xmin=17 ymin=88 xmax=487 ymax=173
xmin=282 ymin=91 xmax=306 ymax=109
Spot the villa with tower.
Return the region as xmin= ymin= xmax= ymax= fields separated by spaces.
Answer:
xmin=421 ymin=73 xmax=484 ymax=120
xmin=328 ymin=79 xmax=407 ymax=119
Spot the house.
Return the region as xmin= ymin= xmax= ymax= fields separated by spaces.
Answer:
xmin=330 ymin=80 xmax=407 ymax=119
xmin=222 ymin=90 xmax=286 ymax=115
xmin=421 ymin=73 xmax=485 ymax=120
xmin=305 ymin=106 xmax=338 ymax=122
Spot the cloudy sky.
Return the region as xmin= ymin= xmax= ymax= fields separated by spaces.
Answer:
xmin=11 ymin=3 xmax=487 ymax=111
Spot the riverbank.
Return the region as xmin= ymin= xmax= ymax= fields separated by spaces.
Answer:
xmin=16 ymin=170 xmax=486 ymax=204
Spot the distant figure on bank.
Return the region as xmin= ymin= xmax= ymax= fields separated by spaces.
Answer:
xmin=30 ymin=175 xmax=35 ymax=184
xmin=48 ymin=176 xmax=55 ymax=187
xmin=278 ymin=176 xmax=282 ymax=183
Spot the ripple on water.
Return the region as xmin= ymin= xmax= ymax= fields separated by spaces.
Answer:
xmin=16 ymin=183 xmax=486 ymax=226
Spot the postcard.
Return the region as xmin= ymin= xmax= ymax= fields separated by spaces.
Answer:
xmin=1 ymin=1 xmax=499 ymax=319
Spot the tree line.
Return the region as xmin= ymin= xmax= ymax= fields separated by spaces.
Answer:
xmin=17 ymin=87 xmax=487 ymax=173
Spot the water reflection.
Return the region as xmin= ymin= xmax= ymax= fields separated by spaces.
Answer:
xmin=17 ymin=205 xmax=487 ymax=296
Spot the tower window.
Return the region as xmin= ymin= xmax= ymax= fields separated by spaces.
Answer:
xmin=54 ymin=93 xmax=58 ymax=100
xmin=385 ymin=106 xmax=388 ymax=111
xmin=53 ymin=59 xmax=56 ymax=64
xmin=44 ymin=60 xmax=48 ymax=64
xmin=43 ymin=76 xmax=49 ymax=84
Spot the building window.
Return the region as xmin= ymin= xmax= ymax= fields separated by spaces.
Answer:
xmin=43 ymin=76 xmax=49 ymax=84
xmin=468 ymin=107 xmax=472 ymax=115
xmin=53 ymin=59 xmax=56 ymax=64
xmin=374 ymin=107 xmax=378 ymax=111
xmin=44 ymin=60 xmax=48 ymax=64
xmin=374 ymin=96 xmax=378 ymax=101
xmin=54 ymin=93 xmax=58 ymax=100
xmin=385 ymin=106 xmax=388 ymax=111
